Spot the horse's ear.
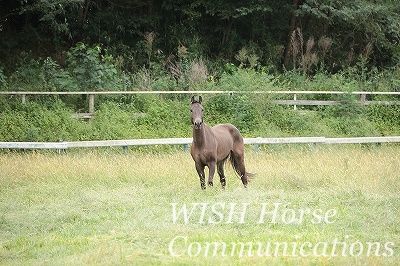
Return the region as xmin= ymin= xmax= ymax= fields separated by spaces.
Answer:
xmin=198 ymin=96 xmax=202 ymax=104
xmin=190 ymin=96 xmax=195 ymax=104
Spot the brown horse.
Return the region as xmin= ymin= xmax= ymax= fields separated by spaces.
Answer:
xmin=190 ymin=95 xmax=252 ymax=189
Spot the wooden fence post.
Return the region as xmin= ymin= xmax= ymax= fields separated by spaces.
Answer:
xmin=88 ymin=94 xmax=95 ymax=114
xmin=21 ymin=94 xmax=26 ymax=104
xmin=293 ymin=93 xmax=297 ymax=110
xmin=360 ymin=93 xmax=366 ymax=105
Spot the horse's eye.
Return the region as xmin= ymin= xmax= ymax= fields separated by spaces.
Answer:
xmin=190 ymin=109 xmax=193 ymax=112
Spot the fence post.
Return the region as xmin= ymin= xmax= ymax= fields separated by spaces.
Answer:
xmin=293 ymin=93 xmax=297 ymax=110
xmin=88 ymin=94 xmax=95 ymax=114
xmin=360 ymin=93 xmax=366 ymax=105
xmin=253 ymin=137 xmax=262 ymax=152
xmin=57 ymin=140 xmax=67 ymax=154
xmin=253 ymin=143 xmax=260 ymax=152
xmin=183 ymin=143 xmax=189 ymax=152
xmin=21 ymin=94 xmax=26 ymax=104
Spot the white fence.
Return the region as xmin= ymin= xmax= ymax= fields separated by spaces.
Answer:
xmin=1 ymin=136 xmax=400 ymax=150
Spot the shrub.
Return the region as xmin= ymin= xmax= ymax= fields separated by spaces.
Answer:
xmin=66 ymin=43 xmax=119 ymax=91
xmin=139 ymin=98 xmax=190 ymax=137
xmin=42 ymin=57 xmax=78 ymax=91
xmin=0 ymin=110 xmax=29 ymax=141
xmin=0 ymin=100 xmax=85 ymax=142
xmin=218 ymin=68 xmax=275 ymax=91
xmin=8 ymin=53 xmax=45 ymax=91
xmin=90 ymin=102 xmax=141 ymax=140
xmin=7 ymin=54 xmax=79 ymax=92
xmin=366 ymin=104 xmax=400 ymax=135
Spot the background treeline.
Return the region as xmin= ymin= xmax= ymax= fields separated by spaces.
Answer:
xmin=1 ymin=0 xmax=400 ymax=77
xmin=0 ymin=0 xmax=400 ymax=143
xmin=1 ymin=0 xmax=399 ymax=91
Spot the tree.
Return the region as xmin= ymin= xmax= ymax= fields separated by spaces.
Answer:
xmin=0 ymin=0 xmax=399 ymax=74
xmin=294 ymin=0 xmax=400 ymax=69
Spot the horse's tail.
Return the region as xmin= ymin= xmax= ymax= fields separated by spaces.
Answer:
xmin=229 ymin=151 xmax=254 ymax=180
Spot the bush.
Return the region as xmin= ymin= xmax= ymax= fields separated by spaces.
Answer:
xmin=88 ymin=97 xmax=190 ymax=140
xmin=204 ymin=94 xmax=262 ymax=135
xmin=90 ymin=102 xmax=140 ymax=140
xmin=66 ymin=43 xmax=119 ymax=91
xmin=366 ymin=104 xmax=400 ymax=135
xmin=8 ymin=53 xmax=46 ymax=91
xmin=0 ymin=109 xmax=29 ymax=141
xmin=0 ymin=100 xmax=85 ymax=142
xmin=218 ymin=68 xmax=275 ymax=91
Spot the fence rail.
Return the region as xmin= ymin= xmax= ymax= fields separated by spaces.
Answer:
xmin=1 ymin=90 xmax=400 ymax=116
xmin=1 ymin=136 xmax=400 ymax=150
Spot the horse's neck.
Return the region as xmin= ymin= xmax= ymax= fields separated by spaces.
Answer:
xmin=192 ymin=125 xmax=209 ymax=146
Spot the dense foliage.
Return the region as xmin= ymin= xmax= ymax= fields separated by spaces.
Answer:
xmin=1 ymin=0 xmax=400 ymax=73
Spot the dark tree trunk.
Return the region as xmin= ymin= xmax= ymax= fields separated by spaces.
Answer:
xmin=283 ymin=0 xmax=302 ymax=68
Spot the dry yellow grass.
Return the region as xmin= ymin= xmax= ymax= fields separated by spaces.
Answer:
xmin=0 ymin=145 xmax=399 ymax=265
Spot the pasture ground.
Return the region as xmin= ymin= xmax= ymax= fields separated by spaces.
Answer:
xmin=0 ymin=145 xmax=399 ymax=265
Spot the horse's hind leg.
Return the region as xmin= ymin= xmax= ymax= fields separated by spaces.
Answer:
xmin=232 ymin=151 xmax=248 ymax=188
xmin=195 ymin=162 xmax=206 ymax=190
xmin=237 ymin=158 xmax=248 ymax=188
xmin=217 ymin=161 xmax=226 ymax=189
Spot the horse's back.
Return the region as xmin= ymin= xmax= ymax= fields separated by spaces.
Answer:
xmin=212 ymin=123 xmax=244 ymax=146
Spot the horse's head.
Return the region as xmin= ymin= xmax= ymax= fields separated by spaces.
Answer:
xmin=190 ymin=96 xmax=204 ymax=130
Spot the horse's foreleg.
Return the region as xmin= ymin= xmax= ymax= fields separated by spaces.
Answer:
xmin=195 ymin=162 xmax=206 ymax=189
xmin=217 ymin=161 xmax=226 ymax=189
xmin=207 ymin=161 xmax=216 ymax=187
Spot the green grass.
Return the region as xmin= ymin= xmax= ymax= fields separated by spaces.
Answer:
xmin=0 ymin=145 xmax=399 ymax=265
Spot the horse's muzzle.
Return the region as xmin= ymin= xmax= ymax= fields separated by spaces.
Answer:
xmin=193 ymin=120 xmax=203 ymax=129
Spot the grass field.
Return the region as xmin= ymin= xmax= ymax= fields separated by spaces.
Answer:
xmin=0 ymin=145 xmax=399 ymax=265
